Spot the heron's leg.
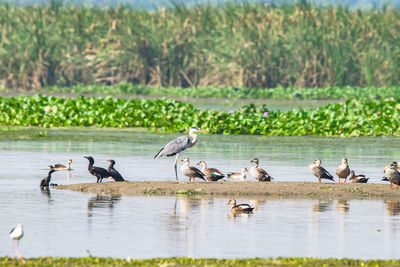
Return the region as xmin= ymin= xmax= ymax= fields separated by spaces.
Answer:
xmin=173 ymin=153 xmax=180 ymax=182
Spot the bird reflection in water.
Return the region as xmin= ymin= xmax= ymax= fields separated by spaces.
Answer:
xmin=313 ymin=200 xmax=333 ymax=212
xmin=336 ymin=199 xmax=350 ymax=213
xmin=87 ymin=194 xmax=121 ymax=212
xmin=385 ymin=200 xmax=400 ymax=216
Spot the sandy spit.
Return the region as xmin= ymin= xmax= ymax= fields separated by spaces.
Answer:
xmin=55 ymin=181 xmax=400 ymax=198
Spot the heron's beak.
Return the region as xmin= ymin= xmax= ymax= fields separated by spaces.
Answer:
xmin=199 ymin=129 xmax=208 ymax=133
xmin=225 ymin=203 xmax=229 ymax=206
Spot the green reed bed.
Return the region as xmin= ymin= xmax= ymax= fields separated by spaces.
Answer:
xmin=40 ymin=83 xmax=400 ymax=100
xmin=0 ymin=95 xmax=398 ymax=136
xmin=2 ymin=257 xmax=400 ymax=267
xmin=0 ymin=3 xmax=399 ymax=89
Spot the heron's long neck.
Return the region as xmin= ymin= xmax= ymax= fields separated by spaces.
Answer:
xmin=67 ymin=162 xmax=71 ymax=169
xmin=188 ymin=132 xmax=198 ymax=147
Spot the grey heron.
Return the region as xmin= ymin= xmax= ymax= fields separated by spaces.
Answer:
xmin=348 ymin=170 xmax=369 ymax=183
xmin=226 ymin=199 xmax=254 ymax=214
xmin=84 ymin=156 xmax=111 ymax=183
xmin=107 ymin=160 xmax=125 ymax=182
xmin=336 ymin=158 xmax=350 ymax=183
xmin=250 ymin=158 xmax=274 ymax=181
xmin=9 ymin=223 xmax=25 ymax=264
xmin=197 ymin=160 xmax=225 ymax=181
xmin=52 ymin=159 xmax=73 ymax=171
xmin=309 ymin=159 xmax=335 ymax=183
xmin=227 ymin=167 xmax=248 ymax=180
xmin=180 ymin=157 xmax=205 ymax=181
xmin=154 ymin=127 xmax=208 ymax=181
xmin=384 ymin=161 xmax=400 ymax=189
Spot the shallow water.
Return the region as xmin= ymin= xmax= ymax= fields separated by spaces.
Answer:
xmin=2 ymin=129 xmax=400 ymax=259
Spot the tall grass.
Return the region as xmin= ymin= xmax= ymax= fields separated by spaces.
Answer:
xmin=0 ymin=2 xmax=399 ymax=89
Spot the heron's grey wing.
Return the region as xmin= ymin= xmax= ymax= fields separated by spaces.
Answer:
xmin=154 ymin=135 xmax=189 ymax=158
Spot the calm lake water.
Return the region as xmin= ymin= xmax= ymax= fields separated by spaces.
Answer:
xmin=1 ymin=128 xmax=400 ymax=259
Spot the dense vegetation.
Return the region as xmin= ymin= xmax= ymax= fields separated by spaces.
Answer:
xmin=0 ymin=3 xmax=399 ymax=89
xmin=40 ymin=83 xmax=400 ymax=100
xmin=3 ymin=257 xmax=400 ymax=267
xmin=0 ymin=95 xmax=398 ymax=136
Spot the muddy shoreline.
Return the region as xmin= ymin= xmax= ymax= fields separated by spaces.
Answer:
xmin=56 ymin=181 xmax=400 ymax=198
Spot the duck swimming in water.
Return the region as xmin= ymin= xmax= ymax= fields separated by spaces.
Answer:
xmin=52 ymin=159 xmax=73 ymax=171
xmin=197 ymin=160 xmax=225 ymax=181
xmin=226 ymin=199 xmax=254 ymax=214
xmin=227 ymin=167 xmax=248 ymax=180
xmin=84 ymin=156 xmax=110 ymax=183
xmin=250 ymin=158 xmax=274 ymax=181
xmin=309 ymin=159 xmax=335 ymax=183
xmin=180 ymin=157 xmax=205 ymax=182
xmin=107 ymin=160 xmax=125 ymax=182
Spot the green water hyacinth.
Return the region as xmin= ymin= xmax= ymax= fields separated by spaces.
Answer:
xmin=0 ymin=95 xmax=399 ymax=137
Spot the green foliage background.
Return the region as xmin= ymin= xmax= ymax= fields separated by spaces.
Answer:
xmin=0 ymin=2 xmax=399 ymax=89
xmin=1 ymin=95 xmax=398 ymax=136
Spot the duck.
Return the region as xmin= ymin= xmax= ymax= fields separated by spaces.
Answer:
xmin=348 ymin=170 xmax=369 ymax=183
xmin=384 ymin=161 xmax=400 ymax=189
xmin=309 ymin=159 xmax=335 ymax=183
xmin=336 ymin=158 xmax=350 ymax=183
xmin=180 ymin=157 xmax=205 ymax=181
xmin=84 ymin=156 xmax=110 ymax=183
xmin=107 ymin=160 xmax=125 ymax=182
xmin=250 ymin=158 xmax=274 ymax=182
xmin=226 ymin=199 xmax=254 ymax=214
xmin=383 ymin=163 xmax=400 ymax=181
xmin=197 ymin=160 xmax=225 ymax=181
xmin=227 ymin=167 xmax=248 ymax=180
xmin=40 ymin=167 xmax=57 ymax=189
xmin=52 ymin=159 xmax=73 ymax=171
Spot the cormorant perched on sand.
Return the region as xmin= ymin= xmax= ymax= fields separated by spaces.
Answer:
xmin=84 ymin=156 xmax=110 ymax=183
xmin=107 ymin=160 xmax=125 ymax=182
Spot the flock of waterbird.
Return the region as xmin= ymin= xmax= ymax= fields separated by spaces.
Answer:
xmin=9 ymin=126 xmax=400 ymax=263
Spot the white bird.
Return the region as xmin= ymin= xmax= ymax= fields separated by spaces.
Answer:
xmin=9 ymin=224 xmax=25 ymax=264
